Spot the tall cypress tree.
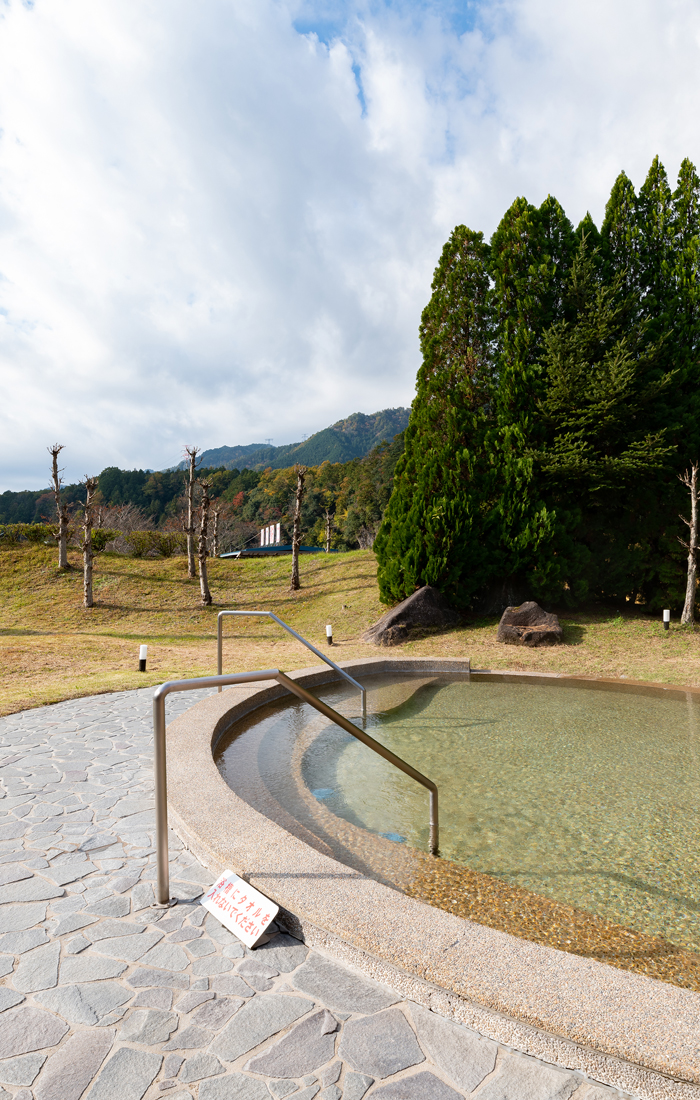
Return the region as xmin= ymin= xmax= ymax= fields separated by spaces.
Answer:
xmin=375 ymin=226 xmax=496 ymax=606
xmin=535 ymin=234 xmax=674 ymax=601
xmin=485 ymin=196 xmax=575 ymax=601
xmin=376 ymin=159 xmax=699 ymax=613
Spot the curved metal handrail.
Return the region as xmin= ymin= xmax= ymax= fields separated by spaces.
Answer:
xmin=152 ymin=668 xmax=438 ymax=906
xmin=217 ymin=609 xmax=366 ymax=721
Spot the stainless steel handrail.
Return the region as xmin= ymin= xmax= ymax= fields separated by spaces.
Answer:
xmin=217 ymin=609 xmax=366 ymax=721
xmin=152 ymin=668 xmax=439 ymax=906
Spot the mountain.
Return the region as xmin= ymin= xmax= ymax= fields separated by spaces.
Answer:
xmin=179 ymin=408 xmax=411 ymax=471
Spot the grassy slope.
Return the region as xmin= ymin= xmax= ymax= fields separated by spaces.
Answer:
xmin=1 ymin=544 xmax=699 ymax=716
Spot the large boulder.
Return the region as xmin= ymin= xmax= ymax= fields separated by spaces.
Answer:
xmin=362 ymin=585 xmax=459 ymax=647
xmin=497 ymin=601 xmax=562 ymax=647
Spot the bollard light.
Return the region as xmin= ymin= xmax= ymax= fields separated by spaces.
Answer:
xmin=663 ymin=609 xmax=671 ymax=632
xmin=139 ymin=644 xmax=148 ymax=672
xmin=326 ymin=624 xmax=333 ymax=647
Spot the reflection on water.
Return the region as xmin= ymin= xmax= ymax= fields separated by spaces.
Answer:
xmin=217 ymin=673 xmax=700 ymax=955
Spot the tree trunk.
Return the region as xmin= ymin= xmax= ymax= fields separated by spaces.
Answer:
xmin=324 ymin=508 xmax=333 ymax=553
xmin=680 ymin=463 xmax=700 ymax=625
xmin=198 ymin=480 xmax=212 ymax=606
xmin=290 ymin=466 xmax=306 ymax=591
xmin=82 ymin=477 xmax=98 ymax=609
xmin=48 ymin=443 xmax=69 ymax=569
xmin=212 ymin=509 xmax=220 ymax=558
xmin=184 ymin=446 xmax=200 ymax=578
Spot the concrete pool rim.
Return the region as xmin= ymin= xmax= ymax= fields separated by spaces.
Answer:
xmin=165 ymin=656 xmax=700 ymax=1099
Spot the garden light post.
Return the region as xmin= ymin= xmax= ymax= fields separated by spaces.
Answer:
xmin=139 ymin=645 xmax=148 ymax=671
xmin=663 ymin=609 xmax=671 ymax=631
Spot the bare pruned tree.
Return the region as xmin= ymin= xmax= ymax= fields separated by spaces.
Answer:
xmin=184 ymin=446 xmax=201 ymax=578
xmin=324 ymin=507 xmax=334 ymax=553
xmin=82 ymin=476 xmax=99 ymax=608
xmin=197 ymin=478 xmax=213 ymax=606
xmin=48 ymin=443 xmax=70 ymax=569
xmin=212 ymin=506 xmax=221 ymax=559
xmin=679 ymin=463 xmax=700 ymax=625
xmin=290 ymin=465 xmax=306 ymax=591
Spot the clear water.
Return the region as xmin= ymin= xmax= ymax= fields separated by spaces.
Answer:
xmin=218 ymin=673 xmax=700 ymax=952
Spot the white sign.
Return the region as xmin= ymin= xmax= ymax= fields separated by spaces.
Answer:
xmin=200 ymin=870 xmax=279 ymax=948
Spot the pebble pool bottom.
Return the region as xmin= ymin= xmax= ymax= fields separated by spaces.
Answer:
xmin=217 ymin=673 xmax=700 ymax=958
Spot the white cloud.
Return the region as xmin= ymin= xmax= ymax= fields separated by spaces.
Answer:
xmin=0 ymin=0 xmax=699 ymax=488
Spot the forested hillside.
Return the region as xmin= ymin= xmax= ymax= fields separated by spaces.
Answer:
xmin=376 ymin=156 xmax=700 ymax=613
xmin=1 ymin=434 xmax=405 ymax=553
xmin=174 ymin=408 xmax=409 ymax=471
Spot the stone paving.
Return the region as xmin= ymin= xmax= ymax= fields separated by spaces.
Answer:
xmin=0 ymin=686 xmax=634 ymax=1100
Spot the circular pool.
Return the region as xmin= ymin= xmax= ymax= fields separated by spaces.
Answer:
xmin=216 ymin=671 xmax=700 ymax=969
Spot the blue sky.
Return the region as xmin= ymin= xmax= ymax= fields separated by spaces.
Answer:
xmin=0 ymin=0 xmax=699 ymax=488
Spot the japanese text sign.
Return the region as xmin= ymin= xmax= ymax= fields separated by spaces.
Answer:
xmin=200 ymin=869 xmax=279 ymax=948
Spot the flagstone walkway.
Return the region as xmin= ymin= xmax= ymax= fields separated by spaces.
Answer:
xmin=0 ymin=687 xmax=632 ymax=1100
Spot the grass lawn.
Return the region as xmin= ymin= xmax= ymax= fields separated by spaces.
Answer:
xmin=1 ymin=542 xmax=699 ymax=716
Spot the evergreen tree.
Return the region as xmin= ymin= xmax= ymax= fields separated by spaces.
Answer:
xmin=374 ymin=226 xmax=496 ymax=606
xmin=375 ymin=158 xmax=700 ymax=613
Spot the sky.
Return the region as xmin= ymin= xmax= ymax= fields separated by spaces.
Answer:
xmin=1 ymin=0 xmax=699 ymax=489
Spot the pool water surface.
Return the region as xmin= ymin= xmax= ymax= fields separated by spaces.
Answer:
xmin=216 ymin=673 xmax=700 ymax=961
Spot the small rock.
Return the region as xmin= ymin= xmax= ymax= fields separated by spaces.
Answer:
xmin=199 ymin=1075 xmax=269 ymax=1100
xmin=409 ymin=1002 xmax=497 ymax=1093
xmin=0 ymin=1006 xmax=69 ymax=1059
xmin=133 ymin=988 xmax=173 ymax=1010
xmin=343 ymin=1073 xmax=374 ymax=1100
xmin=370 ymin=1071 xmax=462 ymax=1098
xmin=0 ymin=1052 xmax=46 ymax=1086
xmin=32 ymin=1029 xmax=114 ymax=1100
xmin=86 ymin=896 xmax=130 ymax=918
xmin=268 ymin=1083 xmax=298 ymax=1100
xmin=209 ymin=974 xmax=253 ymax=997
xmin=128 ymin=967 xmax=190 ymax=989
xmin=497 ymin=601 xmax=562 ymax=647
xmin=161 ymin=1026 xmax=212 ymax=1051
xmin=191 ymin=997 xmax=241 ymax=1029
xmin=2 ymin=902 xmax=48 ymax=931
xmin=93 ymin=930 xmax=163 ymax=961
xmin=209 ymin=995 xmax=312 ymax=1062
xmin=293 ymin=955 xmax=397 ymax=1016
xmin=13 ymin=940 xmax=60 ymax=993
xmin=0 ymin=877 xmax=63 ymax=902
xmin=319 ymin=1062 xmax=341 ymax=1086
xmin=60 ymin=955 xmax=127 ymax=983
xmin=0 ymin=929 xmax=48 ymax=954
xmin=90 ymin=919 xmax=143 ymax=940
xmin=473 ymin=1054 xmax=580 ymax=1100
xmin=119 ymin=1009 xmax=179 ymax=1044
xmin=175 ymin=991 xmax=214 ymax=1014
xmin=162 ymin=1054 xmax=184 ymax=1078
xmin=179 ymin=1053 xmax=225 ymax=1084
xmin=184 ymin=938 xmax=215 ymax=958
xmin=131 ymin=882 xmax=155 ymax=910
xmin=246 ymin=1009 xmax=337 ymax=1078
xmin=83 ymin=1047 xmax=162 ymax=1100
xmin=138 ymin=943 xmax=189 ymax=971
xmin=53 ymin=913 xmax=99 ymax=936
xmin=0 ymin=989 xmax=25 ymax=1013
xmin=339 ymin=1008 xmax=424 ymax=1079
xmin=361 ymin=585 xmax=458 ymax=646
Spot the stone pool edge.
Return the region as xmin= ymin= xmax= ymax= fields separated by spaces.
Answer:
xmin=164 ymin=656 xmax=700 ymax=1100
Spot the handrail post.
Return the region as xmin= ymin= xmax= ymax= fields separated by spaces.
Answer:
xmin=152 ymin=666 xmax=439 ymax=910
xmin=153 ymin=686 xmax=175 ymax=907
xmin=217 ymin=609 xmax=366 ymax=721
